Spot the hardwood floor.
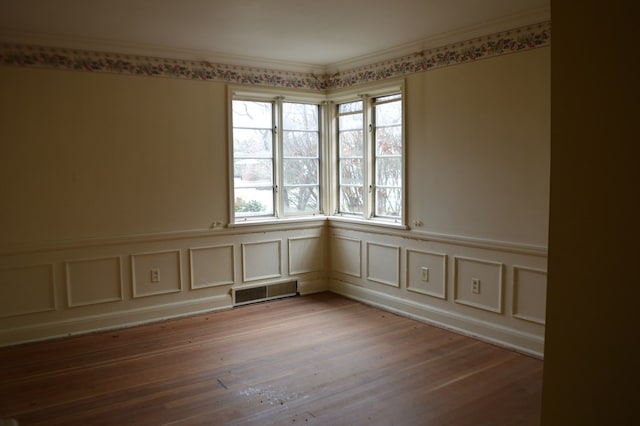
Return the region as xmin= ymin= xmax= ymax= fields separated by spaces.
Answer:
xmin=0 ymin=292 xmax=542 ymax=425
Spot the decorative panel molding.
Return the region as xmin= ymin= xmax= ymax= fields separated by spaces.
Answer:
xmin=513 ymin=266 xmax=547 ymax=325
xmin=366 ymin=242 xmax=400 ymax=287
xmin=288 ymin=236 xmax=323 ymax=275
xmin=331 ymin=236 xmax=362 ymax=278
xmin=189 ymin=245 xmax=235 ymax=290
xmin=65 ymin=256 xmax=123 ymax=307
xmin=241 ymin=240 xmax=282 ymax=282
xmin=0 ymin=22 xmax=550 ymax=90
xmin=0 ymin=264 xmax=55 ymax=318
xmin=406 ymin=249 xmax=447 ymax=299
xmin=131 ymin=250 xmax=182 ymax=298
xmin=454 ymin=256 xmax=504 ymax=314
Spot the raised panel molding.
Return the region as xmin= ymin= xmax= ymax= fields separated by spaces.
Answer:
xmin=366 ymin=242 xmax=400 ymax=287
xmin=513 ymin=266 xmax=547 ymax=325
xmin=65 ymin=256 xmax=123 ymax=307
xmin=189 ymin=245 xmax=235 ymax=289
xmin=288 ymin=236 xmax=323 ymax=275
xmin=0 ymin=264 xmax=56 ymax=318
xmin=406 ymin=249 xmax=447 ymax=299
xmin=454 ymin=256 xmax=504 ymax=314
xmin=331 ymin=236 xmax=362 ymax=278
xmin=241 ymin=240 xmax=282 ymax=282
xmin=131 ymin=250 xmax=182 ymax=298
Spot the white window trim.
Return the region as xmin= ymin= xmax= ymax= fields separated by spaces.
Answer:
xmin=328 ymin=80 xmax=406 ymax=226
xmin=228 ymin=86 xmax=327 ymax=224
xmin=227 ymin=80 xmax=406 ymax=228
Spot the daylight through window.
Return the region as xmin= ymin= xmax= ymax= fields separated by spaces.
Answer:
xmin=230 ymin=84 xmax=403 ymax=225
xmin=232 ymin=98 xmax=321 ymax=219
xmin=337 ymin=93 xmax=403 ymax=220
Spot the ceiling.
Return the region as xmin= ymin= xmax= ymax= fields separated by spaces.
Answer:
xmin=0 ymin=0 xmax=550 ymax=72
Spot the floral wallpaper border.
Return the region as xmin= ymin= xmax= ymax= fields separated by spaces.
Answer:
xmin=0 ymin=22 xmax=550 ymax=90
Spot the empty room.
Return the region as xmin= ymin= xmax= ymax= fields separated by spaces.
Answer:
xmin=2 ymin=1 xmax=633 ymax=425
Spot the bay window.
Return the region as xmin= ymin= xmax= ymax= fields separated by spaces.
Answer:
xmin=229 ymin=82 xmax=403 ymax=226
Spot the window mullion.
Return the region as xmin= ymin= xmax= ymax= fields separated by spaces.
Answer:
xmin=274 ymin=97 xmax=284 ymax=218
xmin=364 ymin=95 xmax=374 ymax=219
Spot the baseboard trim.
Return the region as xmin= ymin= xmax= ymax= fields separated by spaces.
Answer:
xmin=329 ymin=280 xmax=544 ymax=358
xmin=0 ymin=294 xmax=232 ymax=347
xmin=297 ymin=278 xmax=330 ymax=295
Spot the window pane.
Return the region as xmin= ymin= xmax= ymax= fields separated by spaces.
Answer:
xmin=234 ymin=187 xmax=274 ymax=217
xmin=233 ymin=129 xmax=273 ymax=158
xmin=232 ymin=100 xmax=272 ymax=128
xmin=284 ymin=186 xmax=319 ymax=213
xmin=376 ymin=157 xmax=402 ymax=186
xmin=373 ymin=93 xmax=402 ymax=220
xmin=375 ymin=187 xmax=402 ymax=218
xmin=340 ymin=158 xmax=363 ymax=185
xmin=340 ymin=187 xmax=364 ymax=214
xmin=234 ymin=159 xmax=273 ymax=184
xmin=283 ymin=103 xmax=318 ymax=130
xmin=284 ymin=159 xmax=318 ymax=185
xmin=339 ymin=113 xmax=363 ymax=130
xmin=376 ymin=94 xmax=401 ymax=103
xmin=338 ymin=101 xmax=363 ymax=114
xmin=339 ymin=130 xmax=363 ymax=156
xmin=283 ymin=131 xmax=318 ymax=157
xmin=375 ymin=100 xmax=402 ymax=126
xmin=375 ymin=126 xmax=402 ymax=155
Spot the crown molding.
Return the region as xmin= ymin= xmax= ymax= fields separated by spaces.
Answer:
xmin=325 ymin=5 xmax=550 ymax=73
xmin=0 ymin=21 xmax=550 ymax=91
xmin=0 ymin=5 xmax=549 ymax=76
xmin=0 ymin=29 xmax=328 ymax=75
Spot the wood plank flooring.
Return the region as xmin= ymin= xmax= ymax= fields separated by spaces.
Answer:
xmin=0 ymin=292 xmax=543 ymax=425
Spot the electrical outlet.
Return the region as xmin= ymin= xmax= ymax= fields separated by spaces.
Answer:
xmin=421 ymin=267 xmax=429 ymax=282
xmin=471 ymin=277 xmax=480 ymax=294
xmin=150 ymin=268 xmax=161 ymax=283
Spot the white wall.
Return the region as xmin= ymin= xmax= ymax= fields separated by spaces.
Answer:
xmin=0 ymin=68 xmax=227 ymax=246
xmin=330 ymin=47 xmax=550 ymax=356
xmin=0 ymin=46 xmax=549 ymax=354
xmin=0 ymin=67 xmax=328 ymax=345
xmin=407 ymin=48 xmax=550 ymax=246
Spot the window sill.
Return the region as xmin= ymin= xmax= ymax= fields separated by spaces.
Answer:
xmin=227 ymin=215 xmax=328 ymax=229
xmin=327 ymin=215 xmax=408 ymax=230
xmin=227 ymin=214 xmax=408 ymax=231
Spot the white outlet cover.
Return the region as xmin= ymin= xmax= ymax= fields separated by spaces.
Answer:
xmin=421 ymin=267 xmax=429 ymax=282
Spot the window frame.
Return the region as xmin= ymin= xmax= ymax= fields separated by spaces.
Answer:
xmin=227 ymin=81 xmax=405 ymax=228
xmin=228 ymin=86 xmax=327 ymax=224
xmin=330 ymin=81 xmax=406 ymax=226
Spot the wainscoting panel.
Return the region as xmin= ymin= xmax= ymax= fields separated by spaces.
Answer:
xmin=454 ymin=256 xmax=504 ymax=314
xmin=406 ymin=249 xmax=447 ymax=299
xmin=513 ymin=266 xmax=547 ymax=324
xmin=131 ymin=250 xmax=182 ymax=298
xmin=331 ymin=236 xmax=362 ymax=278
xmin=366 ymin=242 xmax=401 ymax=287
xmin=241 ymin=240 xmax=282 ymax=282
xmin=0 ymin=222 xmax=329 ymax=346
xmin=189 ymin=245 xmax=235 ymax=289
xmin=66 ymin=256 xmax=123 ymax=307
xmin=0 ymin=264 xmax=55 ymax=318
xmin=288 ymin=236 xmax=323 ymax=275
